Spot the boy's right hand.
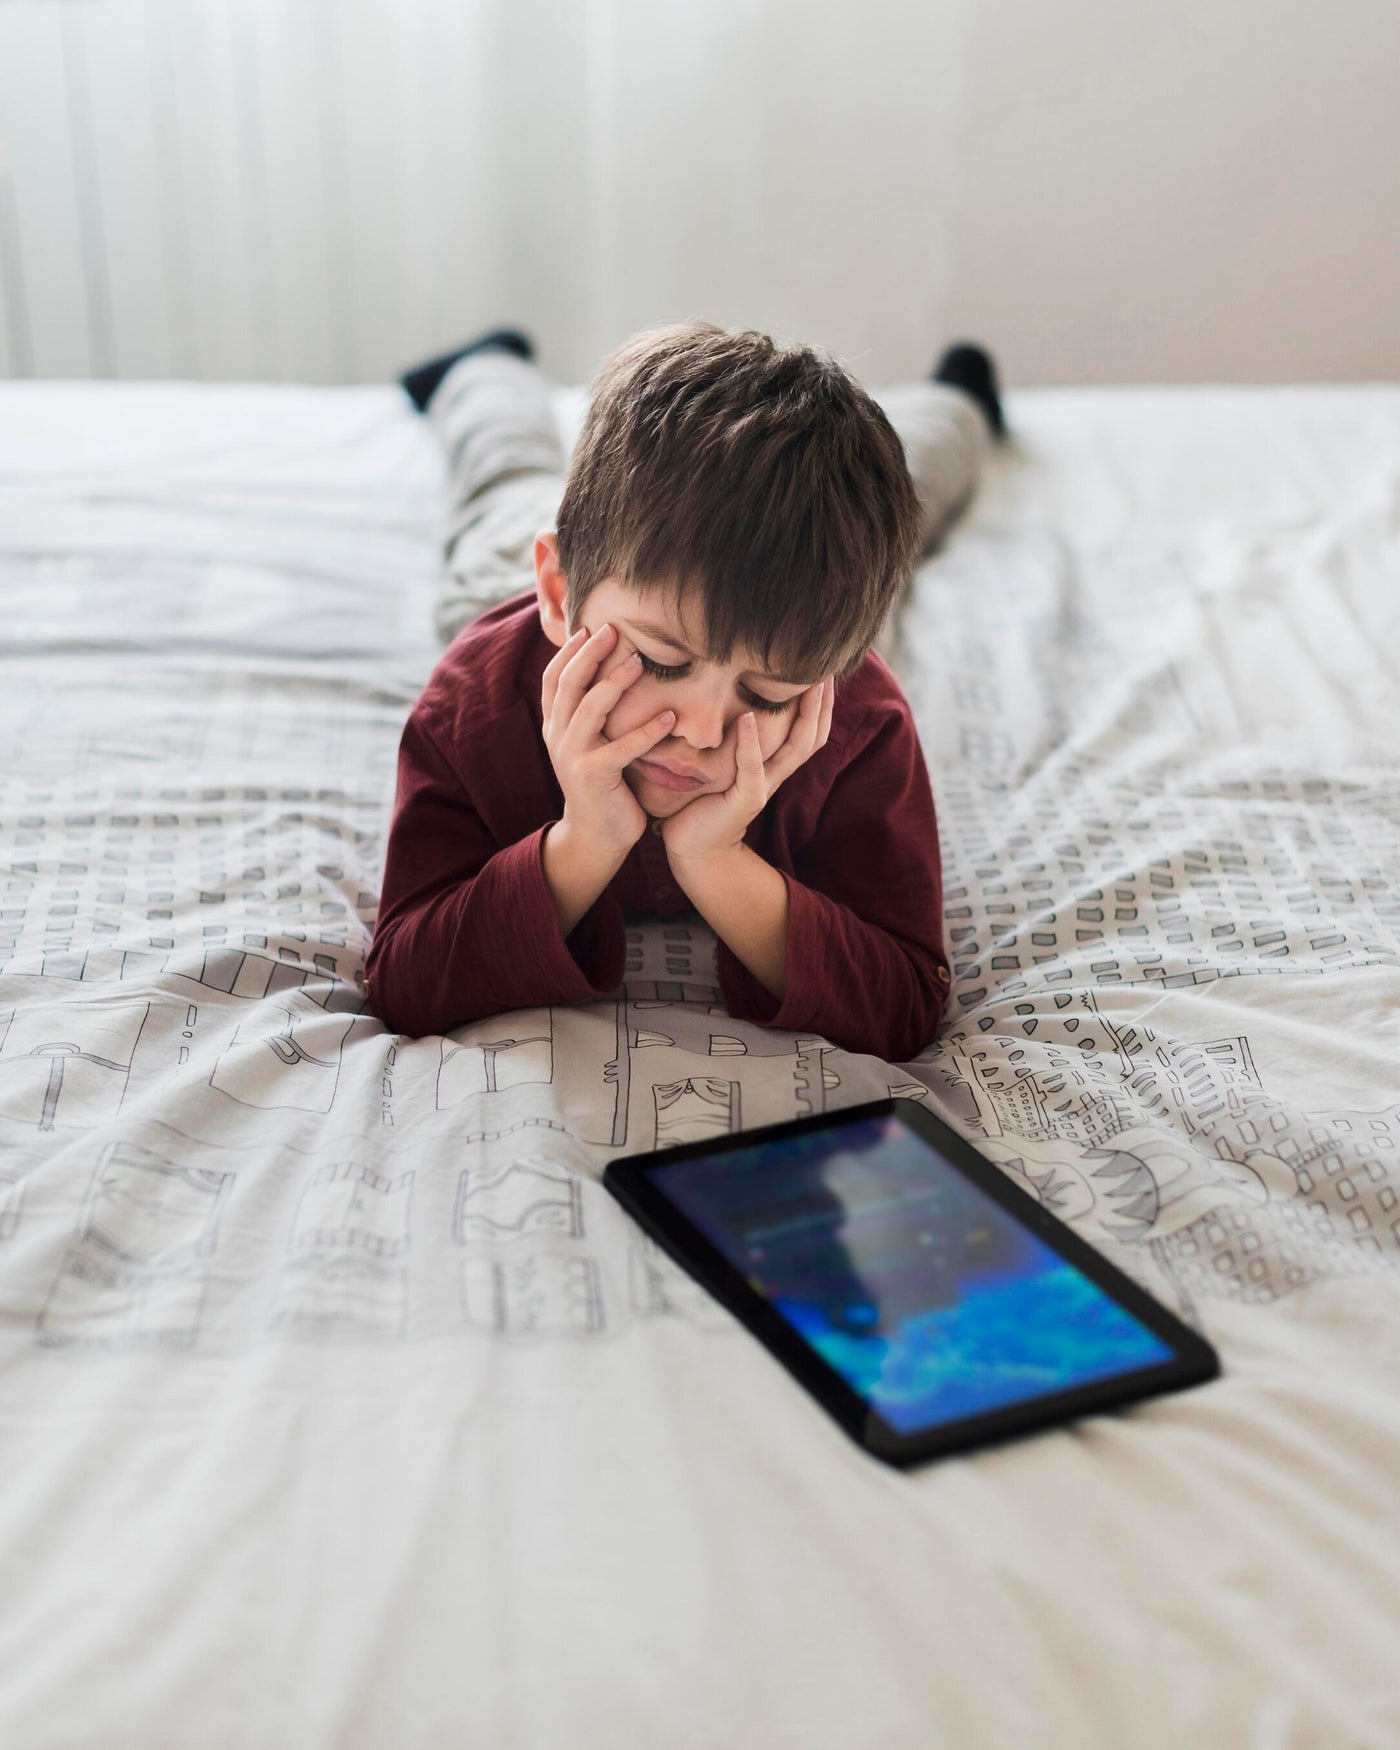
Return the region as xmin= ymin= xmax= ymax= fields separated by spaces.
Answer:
xmin=541 ymin=622 xmax=676 ymax=858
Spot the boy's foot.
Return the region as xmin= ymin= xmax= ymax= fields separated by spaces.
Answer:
xmin=399 ymin=328 xmax=536 ymax=412
xmin=932 ymin=342 xmax=1005 ymax=438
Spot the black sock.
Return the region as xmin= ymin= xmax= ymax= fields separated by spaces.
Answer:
xmin=932 ymin=341 xmax=1005 ymax=438
xmin=399 ymin=328 xmax=536 ymax=413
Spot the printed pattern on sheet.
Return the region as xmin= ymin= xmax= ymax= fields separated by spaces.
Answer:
xmin=1 ymin=382 xmax=1398 ymax=1354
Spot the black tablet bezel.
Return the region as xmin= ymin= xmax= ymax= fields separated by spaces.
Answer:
xmin=603 ymin=1096 xmax=1220 ymax=1469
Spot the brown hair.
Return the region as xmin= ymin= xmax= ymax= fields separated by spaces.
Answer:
xmin=554 ymin=321 xmax=924 ymax=681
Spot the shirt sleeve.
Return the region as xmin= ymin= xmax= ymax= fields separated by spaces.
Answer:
xmin=365 ymin=711 xmax=627 ymax=1037
xmin=715 ymin=704 xmax=951 ymax=1063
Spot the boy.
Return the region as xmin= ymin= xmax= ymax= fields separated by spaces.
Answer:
xmin=365 ymin=321 xmax=1003 ymax=1063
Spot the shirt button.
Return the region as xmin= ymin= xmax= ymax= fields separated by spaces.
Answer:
xmin=650 ymin=820 xmax=663 ymax=837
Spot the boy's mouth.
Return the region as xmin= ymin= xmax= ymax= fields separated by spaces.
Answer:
xmin=633 ymin=757 xmax=705 ymax=792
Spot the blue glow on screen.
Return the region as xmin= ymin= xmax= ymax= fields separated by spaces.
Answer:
xmin=652 ymin=1113 xmax=1175 ymax=1435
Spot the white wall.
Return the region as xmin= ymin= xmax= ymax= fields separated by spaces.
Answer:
xmin=1 ymin=0 xmax=1396 ymax=387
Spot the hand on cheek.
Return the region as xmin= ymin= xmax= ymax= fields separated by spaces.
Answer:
xmin=589 ymin=637 xmax=641 ymax=736
xmin=661 ymin=675 xmax=834 ymax=865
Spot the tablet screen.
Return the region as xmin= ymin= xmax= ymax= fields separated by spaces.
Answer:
xmin=649 ymin=1109 xmax=1177 ymax=1437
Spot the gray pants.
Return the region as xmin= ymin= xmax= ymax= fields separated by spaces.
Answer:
xmin=427 ymin=350 xmax=992 ymax=651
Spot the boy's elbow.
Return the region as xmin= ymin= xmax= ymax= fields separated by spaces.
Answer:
xmin=886 ymin=959 xmax=949 ymax=1062
xmin=364 ymin=970 xmax=422 ymax=1038
xmin=839 ymin=987 xmax=943 ymax=1064
xmin=367 ymin=989 xmax=424 ymax=1038
xmin=364 ymin=925 xmax=439 ymax=1038
xmin=883 ymin=1015 xmax=937 ymax=1065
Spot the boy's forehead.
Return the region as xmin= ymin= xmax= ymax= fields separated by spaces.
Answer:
xmin=614 ymin=580 xmax=817 ymax=682
xmin=613 ymin=579 xmax=707 ymax=648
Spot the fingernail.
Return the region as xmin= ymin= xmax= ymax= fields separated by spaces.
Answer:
xmin=623 ymin=652 xmax=642 ymax=668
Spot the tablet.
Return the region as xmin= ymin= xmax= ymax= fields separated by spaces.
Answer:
xmin=604 ymin=1097 xmax=1219 ymax=1468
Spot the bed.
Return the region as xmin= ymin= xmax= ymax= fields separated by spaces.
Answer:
xmin=1 ymin=375 xmax=1397 ymax=1749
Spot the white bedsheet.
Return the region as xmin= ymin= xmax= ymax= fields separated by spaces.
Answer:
xmin=1 ymin=379 xmax=1398 ymax=1749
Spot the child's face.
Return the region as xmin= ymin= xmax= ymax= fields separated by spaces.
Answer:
xmin=577 ymin=579 xmax=827 ymax=818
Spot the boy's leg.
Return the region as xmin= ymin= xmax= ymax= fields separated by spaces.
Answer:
xmin=871 ymin=379 xmax=994 ymax=557
xmin=427 ymin=349 xmax=568 ymax=648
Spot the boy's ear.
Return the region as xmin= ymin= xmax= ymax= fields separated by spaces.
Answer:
xmin=534 ymin=531 xmax=571 ymax=649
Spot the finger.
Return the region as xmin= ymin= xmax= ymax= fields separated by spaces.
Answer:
xmin=541 ymin=627 xmax=588 ymax=723
xmin=593 ymin=706 xmax=678 ymax=770
xmin=734 ymin=711 xmax=767 ymax=800
xmin=762 ymin=684 xmax=822 ymax=785
xmin=786 ymin=680 xmax=825 ymax=753
xmin=816 ymin=674 xmax=835 ymax=747
xmin=551 ymin=622 xmax=617 ymax=728
xmin=564 ymin=649 xmax=650 ymax=746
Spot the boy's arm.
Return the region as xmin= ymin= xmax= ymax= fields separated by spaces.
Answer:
xmin=679 ymin=705 xmax=951 ymax=1064
xmin=365 ymin=713 xmax=628 ymax=1036
xmin=540 ymin=816 xmax=630 ymax=938
xmin=666 ymin=848 xmax=789 ymax=999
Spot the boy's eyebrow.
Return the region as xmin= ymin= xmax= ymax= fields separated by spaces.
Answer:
xmin=623 ymin=617 xmax=811 ymax=685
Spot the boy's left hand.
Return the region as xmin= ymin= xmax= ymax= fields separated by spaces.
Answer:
xmin=661 ymin=676 xmax=835 ymax=865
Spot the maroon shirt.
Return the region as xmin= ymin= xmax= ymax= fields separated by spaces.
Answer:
xmin=365 ymin=591 xmax=951 ymax=1061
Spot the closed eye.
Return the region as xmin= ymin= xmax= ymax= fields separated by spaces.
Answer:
xmin=636 ymin=652 xmax=688 ymax=682
xmin=636 ymin=653 xmax=793 ymax=714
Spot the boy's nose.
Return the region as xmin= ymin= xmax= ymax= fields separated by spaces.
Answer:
xmin=672 ymin=686 xmax=730 ymax=751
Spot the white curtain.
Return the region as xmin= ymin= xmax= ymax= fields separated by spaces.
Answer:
xmin=1 ymin=0 xmax=1398 ymax=385
xmin=0 ymin=0 xmax=968 ymax=385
